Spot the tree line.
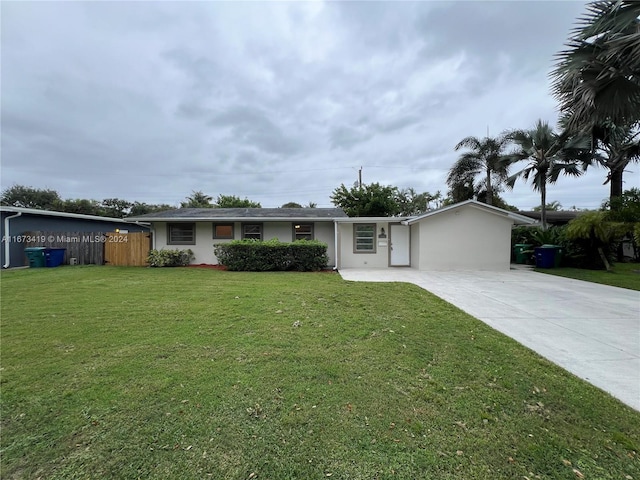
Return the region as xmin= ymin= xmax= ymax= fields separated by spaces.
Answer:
xmin=0 ymin=186 xmax=271 ymax=218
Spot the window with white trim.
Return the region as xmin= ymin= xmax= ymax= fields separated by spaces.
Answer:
xmin=353 ymin=224 xmax=376 ymax=253
xmin=167 ymin=223 xmax=195 ymax=245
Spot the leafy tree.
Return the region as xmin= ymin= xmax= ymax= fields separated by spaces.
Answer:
xmin=447 ymin=135 xmax=511 ymax=206
xmin=0 ymin=185 xmax=61 ymax=210
xmin=214 ymin=194 xmax=261 ymax=208
xmin=57 ymin=198 xmax=104 ymax=216
xmin=101 ymin=198 xmax=132 ymax=218
xmin=281 ymin=202 xmax=303 ymax=208
xmin=505 ymin=120 xmax=590 ymax=229
xmin=601 ymin=188 xmax=640 ymax=259
xmin=551 ymin=1 xmax=640 ymax=132
xmin=330 ymin=183 xmax=400 ymax=217
xmin=396 ymin=188 xmax=441 ymax=216
xmin=181 ymin=191 xmax=213 ymax=208
xmin=129 ymin=202 xmax=174 ymax=216
xmin=602 ymin=188 xmax=640 ymax=222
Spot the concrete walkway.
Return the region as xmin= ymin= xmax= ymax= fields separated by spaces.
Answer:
xmin=339 ymin=267 xmax=640 ymax=411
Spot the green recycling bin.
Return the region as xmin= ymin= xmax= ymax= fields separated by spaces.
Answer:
xmin=514 ymin=244 xmax=533 ymax=264
xmin=24 ymin=247 xmax=46 ymax=268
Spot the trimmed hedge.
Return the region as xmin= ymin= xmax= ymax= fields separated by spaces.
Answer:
xmin=147 ymin=249 xmax=194 ymax=267
xmin=214 ymin=239 xmax=328 ymax=271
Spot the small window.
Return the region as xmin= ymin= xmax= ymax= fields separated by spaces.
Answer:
xmin=242 ymin=223 xmax=262 ymax=240
xmin=213 ymin=223 xmax=234 ymax=240
xmin=354 ymin=224 xmax=376 ymax=253
xmin=293 ymin=223 xmax=314 ymax=241
xmin=168 ymin=223 xmax=195 ymax=245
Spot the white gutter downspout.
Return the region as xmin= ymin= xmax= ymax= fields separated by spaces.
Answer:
xmin=150 ymin=223 xmax=156 ymax=250
xmin=333 ymin=220 xmax=339 ymax=271
xmin=3 ymin=212 xmax=22 ymax=268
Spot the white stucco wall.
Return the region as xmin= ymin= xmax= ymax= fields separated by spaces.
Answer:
xmin=337 ymin=222 xmax=390 ymax=269
xmin=153 ymin=221 xmax=337 ymax=266
xmin=415 ymin=206 xmax=513 ymax=271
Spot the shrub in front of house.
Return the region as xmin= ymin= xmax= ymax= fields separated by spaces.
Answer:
xmin=147 ymin=249 xmax=194 ymax=267
xmin=214 ymin=239 xmax=328 ymax=271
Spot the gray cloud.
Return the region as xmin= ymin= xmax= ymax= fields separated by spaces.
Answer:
xmin=1 ymin=0 xmax=633 ymax=210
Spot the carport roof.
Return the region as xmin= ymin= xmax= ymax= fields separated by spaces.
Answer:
xmin=403 ymin=200 xmax=537 ymax=225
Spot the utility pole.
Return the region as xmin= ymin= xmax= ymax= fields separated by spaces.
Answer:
xmin=358 ymin=166 xmax=362 ymax=188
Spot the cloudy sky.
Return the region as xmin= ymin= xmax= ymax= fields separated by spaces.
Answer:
xmin=2 ymin=1 xmax=636 ymax=210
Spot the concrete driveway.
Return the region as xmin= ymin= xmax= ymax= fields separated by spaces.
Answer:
xmin=339 ymin=267 xmax=640 ymax=411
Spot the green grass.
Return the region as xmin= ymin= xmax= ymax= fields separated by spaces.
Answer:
xmin=1 ymin=266 xmax=639 ymax=479
xmin=535 ymin=262 xmax=640 ymax=291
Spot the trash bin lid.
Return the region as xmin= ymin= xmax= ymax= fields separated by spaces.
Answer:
xmin=24 ymin=246 xmax=47 ymax=252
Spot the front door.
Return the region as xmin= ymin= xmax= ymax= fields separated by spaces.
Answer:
xmin=389 ymin=224 xmax=410 ymax=266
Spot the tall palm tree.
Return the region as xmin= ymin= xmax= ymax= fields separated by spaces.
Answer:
xmin=505 ymin=120 xmax=589 ymax=229
xmin=447 ymin=135 xmax=510 ymax=206
xmin=551 ymin=1 xmax=640 ymax=132
xmin=590 ymin=122 xmax=640 ymax=202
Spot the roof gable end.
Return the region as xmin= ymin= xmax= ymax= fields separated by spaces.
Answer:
xmin=405 ymin=200 xmax=536 ymax=225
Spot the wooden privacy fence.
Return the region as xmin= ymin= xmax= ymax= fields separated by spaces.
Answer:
xmin=23 ymin=231 xmax=152 ymax=266
xmin=24 ymin=231 xmax=105 ymax=265
xmin=104 ymin=232 xmax=152 ymax=266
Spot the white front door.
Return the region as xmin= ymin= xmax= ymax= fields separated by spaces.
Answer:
xmin=390 ymin=224 xmax=410 ymax=266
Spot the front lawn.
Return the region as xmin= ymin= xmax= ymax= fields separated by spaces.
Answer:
xmin=535 ymin=262 xmax=640 ymax=291
xmin=1 ymin=267 xmax=638 ymax=479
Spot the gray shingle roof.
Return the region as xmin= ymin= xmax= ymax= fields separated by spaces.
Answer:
xmin=517 ymin=210 xmax=580 ymax=224
xmin=128 ymin=207 xmax=347 ymax=221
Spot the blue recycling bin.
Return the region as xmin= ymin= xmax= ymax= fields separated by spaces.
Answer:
xmin=534 ymin=245 xmax=560 ymax=268
xmin=44 ymin=248 xmax=66 ymax=267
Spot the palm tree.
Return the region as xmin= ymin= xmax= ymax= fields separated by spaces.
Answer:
xmin=505 ymin=120 xmax=589 ymax=229
xmin=551 ymin=1 xmax=640 ymax=132
xmin=447 ymin=135 xmax=510 ymax=206
xmin=590 ymin=122 xmax=640 ymax=202
xmin=180 ymin=190 xmax=213 ymax=208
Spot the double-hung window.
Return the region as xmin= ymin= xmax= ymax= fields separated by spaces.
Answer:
xmin=353 ymin=224 xmax=376 ymax=253
xmin=242 ymin=224 xmax=263 ymax=240
xmin=167 ymin=223 xmax=195 ymax=245
xmin=293 ymin=223 xmax=314 ymax=241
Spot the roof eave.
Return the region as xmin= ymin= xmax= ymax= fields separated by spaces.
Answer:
xmin=128 ymin=216 xmax=345 ymax=222
xmin=0 ymin=206 xmax=149 ymax=224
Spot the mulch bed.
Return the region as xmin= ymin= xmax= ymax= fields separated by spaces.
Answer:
xmin=185 ymin=264 xmax=337 ymax=273
xmin=186 ymin=264 xmax=228 ymax=270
